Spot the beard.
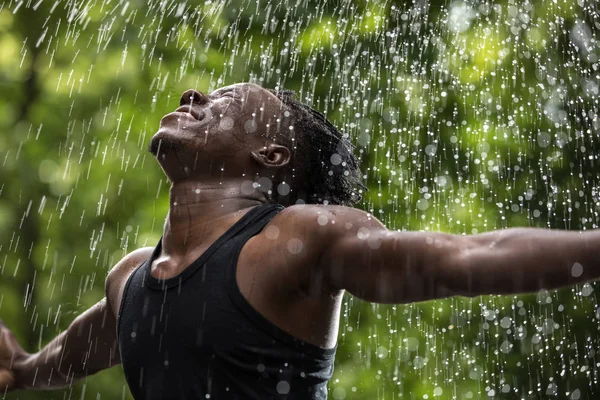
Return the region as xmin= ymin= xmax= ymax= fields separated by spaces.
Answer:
xmin=148 ymin=135 xmax=183 ymax=156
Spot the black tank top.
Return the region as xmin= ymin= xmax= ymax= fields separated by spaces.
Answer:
xmin=117 ymin=203 xmax=337 ymax=399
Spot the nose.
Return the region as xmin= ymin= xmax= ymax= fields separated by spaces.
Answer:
xmin=179 ymin=89 xmax=209 ymax=107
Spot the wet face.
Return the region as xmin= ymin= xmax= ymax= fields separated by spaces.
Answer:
xmin=149 ymin=82 xmax=291 ymax=181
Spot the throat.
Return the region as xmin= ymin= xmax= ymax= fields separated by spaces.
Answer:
xmin=163 ymin=196 xmax=263 ymax=252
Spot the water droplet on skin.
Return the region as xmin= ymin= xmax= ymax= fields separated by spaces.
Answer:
xmin=357 ymin=227 xmax=370 ymax=240
xmin=571 ymin=262 xmax=583 ymax=277
xmin=367 ymin=236 xmax=382 ymax=249
xmin=244 ymin=120 xmax=257 ymax=133
xmin=219 ymin=116 xmax=234 ymax=130
xmin=286 ymin=238 xmax=303 ymax=254
xmin=317 ymin=214 xmax=328 ymax=226
xmin=264 ymin=225 xmax=280 ymax=240
xmin=257 ymin=177 xmax=272 ymax=192
xmin=240 ymin=180 xmax=255 ymax=195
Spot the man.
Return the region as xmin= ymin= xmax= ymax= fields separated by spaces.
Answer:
xmin=1 ymin=82 xmax=599 ymax=399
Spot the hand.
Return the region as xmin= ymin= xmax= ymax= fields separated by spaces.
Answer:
xmin=0 ymin=320 xmax=29 ymax=392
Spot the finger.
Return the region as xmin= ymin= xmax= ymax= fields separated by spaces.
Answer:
xmin=0 ymin=324 xmax=19 ymax=347
xmin=0 ymin=369 xmax=15 ymax=392
xmin=0 ymin=325 xmax=26 ymax=362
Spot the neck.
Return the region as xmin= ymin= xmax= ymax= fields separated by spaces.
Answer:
xmin=161 ymin=177 xmax=268 ymax=258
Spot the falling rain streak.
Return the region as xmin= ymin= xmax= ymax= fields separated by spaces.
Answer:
xmin=1 ymin=0 xmax=600 ymax=398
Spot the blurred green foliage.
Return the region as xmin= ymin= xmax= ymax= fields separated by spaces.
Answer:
xmin=1 ymin=0 xmax=600 ymax=399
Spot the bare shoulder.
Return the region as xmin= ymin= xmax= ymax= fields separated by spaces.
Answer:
xmin=275 ymin=204 xmax=387 ymax=238
xmin=255 ymin=204 xmax=388 ymax=297
xmin=105 ymin=246 xmax=154 ymax=317
xmin=262 ymin=203 xmax=388 ymax=267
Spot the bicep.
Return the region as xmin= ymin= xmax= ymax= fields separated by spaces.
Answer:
xmin=320 ymin=227 xmax=461 ymax=303
xmin=105 ymin=247 xmax=154 ymax=319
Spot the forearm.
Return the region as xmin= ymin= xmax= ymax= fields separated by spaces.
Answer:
xmin=450 ymin=228 xmax=600 ymax=296
xmin=13 ymin=298 xmax=119 ymax=390
xmin=13 ymin=331 xmax=80 ymax=390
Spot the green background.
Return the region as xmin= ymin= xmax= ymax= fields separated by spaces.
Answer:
xmin=1 ymin=0 xmax=600 ymax=398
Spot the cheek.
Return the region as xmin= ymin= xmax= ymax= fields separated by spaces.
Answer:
xmin=243 ymin=119 xmax=258 ymax=133
xmin=204 ymin=127 xmax=245 ymax=150
xmin=219 ymin=116 xmax=235 ymax=131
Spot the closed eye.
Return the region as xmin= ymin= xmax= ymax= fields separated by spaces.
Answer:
xmin=221 ymin=91 xmax=240 ymax=112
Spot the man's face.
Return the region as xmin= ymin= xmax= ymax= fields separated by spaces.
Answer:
xmin=149 ymin=82 xmax=290 ymax=177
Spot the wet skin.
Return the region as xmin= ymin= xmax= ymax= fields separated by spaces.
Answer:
xmin=5 ymin=82 xmax=600 ymax=391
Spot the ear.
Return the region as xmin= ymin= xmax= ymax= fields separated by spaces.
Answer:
xmin=250 ymin=143 xmax=291 ymax=168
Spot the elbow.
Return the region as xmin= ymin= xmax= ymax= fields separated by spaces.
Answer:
xmin=436 ymin=237 xmax=480 ymax=297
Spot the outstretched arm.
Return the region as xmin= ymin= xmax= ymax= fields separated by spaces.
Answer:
xmin=0 ymin=247 xmax=150 ymax=392
xmin=0 ymin=296 xmax=119 ymax=391
xmin=308 ymin=206 xmax=600 ymax=303
xmin=0 ymin=247 xmax=150 ymax=393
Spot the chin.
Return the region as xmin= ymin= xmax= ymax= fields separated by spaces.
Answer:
xmin=148 ymin=131 xmax=185 ymax=156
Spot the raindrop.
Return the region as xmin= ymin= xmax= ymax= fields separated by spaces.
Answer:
xmin=357 ymin=227 xmax=370 ymax=240
xmin=581 ymin=283 xmax=594 ymax=297
xmin=240 ymin=180 xmax=255 ymax=195
xmin=424 ymin=145 xmax=437 ymax=156
xmin=219 ymin=116 xmax=234 ymax=130
xmin=330 ymin=153 xmax=342 ymax=165
xmin=571 ymin=262 xmax=583 ymax=277
xmin=286 ymin=238 xmax=303 ymax=255
xmin=413 ymin=356 xmax=427 ymax=369
xmin=405 ymin=337 xmax=419 ymax=352
xmin=537 ymin=132 xmax=551 ymax=148
xmin=257 ymin=177 xmax=272 ymax=192
xmin=244 ymin=120 xmax=257 ymax=133
xmin=276 ymin=381 xmax=290 ymax=395
xmin=277 ymin=182 xmax=290 ymax=196
xmin=264 ymin=225 xmax=280 ymax=240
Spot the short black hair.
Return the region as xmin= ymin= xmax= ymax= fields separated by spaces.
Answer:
xmin=269 ymin=89 xmax=367 ymax=207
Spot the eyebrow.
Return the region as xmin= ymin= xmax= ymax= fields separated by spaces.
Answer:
xmin=211 ymin=86 xmax=236 ymax=95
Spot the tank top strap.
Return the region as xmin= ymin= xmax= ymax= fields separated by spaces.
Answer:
xmin=225 ymin=204 xmax=338 ymax=358
xmin=227 ymin=203 xmax=285 ymax=244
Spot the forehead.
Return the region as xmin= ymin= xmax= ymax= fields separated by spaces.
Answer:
xmin=213 ymin=83 xmax=282 ymax=104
